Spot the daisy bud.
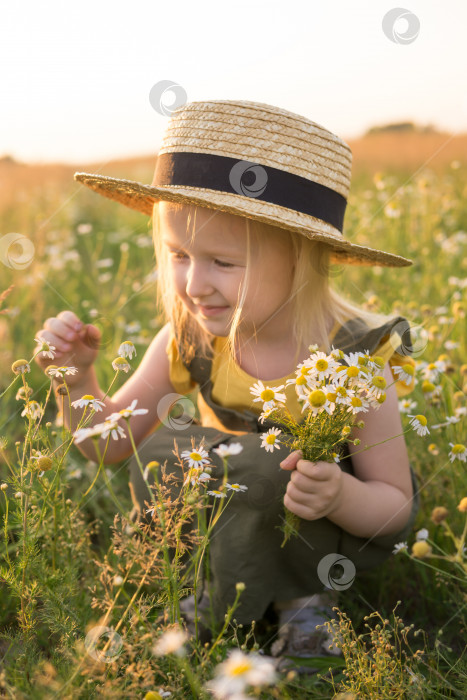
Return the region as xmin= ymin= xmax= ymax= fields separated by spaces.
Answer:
xmin=14 ymin=492 xmax=23 ymax=499
xmin=353 ymin=438 xmax=361 ymax=446
xmin=411 ymin=541 xmax=432 ymax=558
xmin=1 ymin=483 xmax=7 ymax=491
xmin=186 ymin=494 xmax=198 ymax=505
xmin=422 ymin=380 xmax=436 ymax=394
xmin=144 ymin=692 xmax=163 ymax=700
xmin=356 ymin=420 xmax=365 ymax=429
xmin=55 ymin=383 xmax=68 ymax=396
xmin=113 ymin=575 xmax=124 ymax=587
xmin=36 ymin=456 xmax=53 ymax=471
xmin=372 ymin=356 xmax=385 ymax=369
xmin=431 ymin=506 xmax=449 ymax=524
xmin=11 ymin=359 xmax=30 ymax=375
xmin=341 ymin=426 xmax=351 ymax=437
xmin=457 ymin=497 xmax=467 ymax=513
xmin=236 ymin=582 xmax=246 ymax=592
xmin=376 ymin=392 xmax=387 ymax=404
xmin=146 ymin=461 xmax=160 ymax=471
xmin=66 ymin=498 xmax=73 ymax=505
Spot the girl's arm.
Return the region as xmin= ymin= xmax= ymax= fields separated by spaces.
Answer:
xmin=281 ymin=362 xmax=415 ymax=538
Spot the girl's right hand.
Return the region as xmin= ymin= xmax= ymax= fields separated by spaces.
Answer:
xmin=35 ymin=311 xmax=101 ymax=385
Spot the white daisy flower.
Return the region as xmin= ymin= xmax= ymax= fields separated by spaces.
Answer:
xmin=15 ymin=385 xmax=33 ymax=401
xmin=419 ymin=360 xmax=446 ymax=382
xmin=408 ymin=414 xmax=430 ymax=437
xmin=225 ymin=483 xmax=248 ymax=492
xmin=333 ymin=385 xmax=356 ymax=409
xmin=71 ymin=395 xmax=105 ymax=412
xmin=207 ymin=490 xmax=227 ymax=498
xmin=207 ymin=649 xmax=277 ymax=698
xmin=250 ymin=381 xmax=286 ymax=411
xmin=73 ymin=425 xmax=103 ymax=443
xmin=455 ymin=407 xmax=467 ymax=418
xmin=393 ymin=542 xmax=408 ymax=554
xmin=212 ymin=443 xmax=244 ymax=458
xmin=392 ymin=363 xmax=416 ymax=386
xmin=34 ymin=336 xmax=56 ymax=359
xmin=366 ymin=375 xmax=387 ymax=400
xmin=152 ymin=627 xmax=188 ymax=657
xmin=111 ymin=357 xmax=131 ymax=373
xmin=260 ymin=427 xmax=282 ymax=452
xmin=301 ymin=388 xmax=333 ymax=415
xmin=448 ymin=443 xmax=467 ymax=463
xmin=180 ymin=446 xmax=210 ymax=469
xmin=47 ymin=365 xmax=78 ymax=378
xmin=305 ymin=351 xmax=339 ymax=382
xmin=285 ymin=373 xmax=310 ymax=400
xmin=348 ymin=395 xmax=369 ymax=414
xmin=184 ymin=467 xmax=212 ymax=487
xmin=398 ymin=399 xmax=417 ymax=414
xmin=21 ymin=400 xmax=42 ymax=420
xmin=416 ymin=528 xmax=429 ymax=541
xmin=99 ymin=420 xmax=126 ymax=441
xmin=108 ymin=399 xmax=148 ymax=420
xmin=11 ymin=359 xmax=31 ymax=375
xmin=118 ymin=340 xmax=136 ymax=359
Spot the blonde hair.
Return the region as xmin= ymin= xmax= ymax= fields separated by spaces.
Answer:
xmin=152 ymin=201 xmax=393 ymax=365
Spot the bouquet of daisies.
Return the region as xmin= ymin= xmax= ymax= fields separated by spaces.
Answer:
xmin=250 ymin=345 xmax=390 ymax=546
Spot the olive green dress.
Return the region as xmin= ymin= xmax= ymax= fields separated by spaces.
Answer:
xmin=127 ymin=316 xmax=420 ymax=623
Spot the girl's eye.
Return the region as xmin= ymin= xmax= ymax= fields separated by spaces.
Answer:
xmin=214 ymin=259 xmax=234 ymax=268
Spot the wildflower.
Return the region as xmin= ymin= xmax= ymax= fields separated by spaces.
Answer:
xmin=428 ymin=444 xmax=439 ymax=455
xmin=15 ymin=492 xmax=23 ymax=499
xmin=305 ymin=351 xmax=339 ymax=381
xmin=411 ymin=541 xmax=432 ymax=558
xmin=21 ymin=401 xmax=42 ymax=420
xmin=152 ymin=627 xmax=188 ymax=657
xmin=71 ymin=395 xmax=105 ymax=412
xmin=250 ymin=380 xmax=286 ymax=411
xmin=180 ymin=446 xmax=210 ymax=469
xmin=0 ymin=483 xmax=7 ymax=491
xmin=100 ymin=420 xmax=126 ymax=440
xmin=35 ymin=455 xmax=53 ymax=472
xmin=47 ymin=365 xmax=78 ymax=377
xmin=146 ymin=461 xmax=160 ymax=471
xmin=225 ymin=483 xmax=248 ymax=492
xmin=392 ymin=363 xmax=415 ymax=386
xmin=408 ymin=414 xmax=430 ymax=437
xmin=11 ymin=359 xmax=30 ymax=374
xmin=73 ymin=426 xmax=103 ymax=443
xmin=393 ymin=542 xmax=408 ymax=554
xmin=15 ymin=385 xmax=33 ymax=401
xmin=349 ymin=395 xmax=369 ymax=414
xmin=449 ymin=443 xmax=467 ymax=463
xmin=260 ymin=427 xmax=282 ymax=453
xmin=108 ymin=399 xmax=148 ymax=420
xmin=444 ymin=340 xmax=459 ymax=350
xmin=399 ymin=399 xmax=417 ymax=414
xmin=416 ymin=528 xmax=429 ymax=541
xmin=112 ymin=357 xmax=131 ymax=373
xmin=421 ymin=380 xmax=436 ymax=398
xmin=184 ymin=467 xmax=212 ymax=487
xmin=301 ymin=388 xmax=333 ymax=415
xmin=207 ymin=649 xmax=277 ymax=698
xmin=285 ymin=373 xmax=309 ymax=399
xmin=457 ymin=497 xmax=467 ymax=513
xmin=113 ymin=575 xmax=124 ymax=586
xmin=34 ymin=336 xmax=56 ymax=359
xmin=207 ymin=490 xmax=227 ymax=498
xmin=367 ymin=375 xmax=387 ymax=399
xmin=431 ymin=506 xmax=449 ymax=524
xmin=420 ymin=360 xmax=446 ymax=382
xmin=213 ymin=443 xmax=244 ymax=458
xmin=117 ymin=340 xmax=136 ymax=359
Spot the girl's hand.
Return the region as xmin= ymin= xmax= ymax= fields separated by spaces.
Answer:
xmin=280 ymin=451 xmax=344 ymax=520
xmin=34 ymin=310 xmax=101 ymax=386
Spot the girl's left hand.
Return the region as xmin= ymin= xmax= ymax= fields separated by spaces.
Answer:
xmin=280 ymin=451 xmax=344 ymax=520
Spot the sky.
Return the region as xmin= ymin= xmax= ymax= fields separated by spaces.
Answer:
xmin=1 ymin=0 xmax=466 ymax=164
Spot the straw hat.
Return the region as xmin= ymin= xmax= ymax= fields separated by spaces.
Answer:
xmin=74 ymin=99 xmax=412 ymax=267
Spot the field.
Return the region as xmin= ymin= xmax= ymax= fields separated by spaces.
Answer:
xmin=0 ymin=128 xmax=466 ymax=698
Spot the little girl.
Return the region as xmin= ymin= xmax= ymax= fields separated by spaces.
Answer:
xmin=35 ymin=99 xmax=419 ymax=667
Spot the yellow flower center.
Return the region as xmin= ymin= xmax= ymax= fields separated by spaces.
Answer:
xmin=371 ymin=376 xmax=387 ymax=389
xmin=401 ymin=363 xmax=415 ymax=376
xmin=260 ymin=389 xmax=275 ymax=402
xmin=230 ymin=661 xmax=253 ymax=676
xmin=346 ymin=366 xmax=359 ymax=378
xmin=427 ymin=363 xmax=436 ymax=370
xmin=308 ymin=390 xmax=326 ymax=407
xmin=190 ymin=452 xmax=202 ymax=461
xmin=351 ymin=397 xmax=362 ymax=407
xmin=372 ymin=356 xmax=385 ymax=368
xmin=315 ymin=359 xmax=328 ymax=372
xmin=266 ymin=434 xmax=277 ymax=445
xmin=296 ymin=376 xmax=307 ymax=385
xmin=412 ymin=541 xmax=431 ymax=558
xmin=336 ymin=386 xmax=347 ymax=397
xmin=82 ymin=395 xmax=95 ymax=401
xmin=377 ymin=392 xmax=387 ymax=404
xmin=358 ymin=355 xmax=369 ymax=366
xmin=452 ymin=444 xmax=465 ymax=454
xmin=422 ymin=381 xmax=435 ymax=393
xmin=415 ymin=414 xmax=427 ymax=426
xmin=326 ymin=392 xmax=337 ymax=403
xmin=300 ymin=366 xmax=310 ymax=375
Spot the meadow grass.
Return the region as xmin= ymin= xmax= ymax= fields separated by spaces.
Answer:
xmin=0 ymin=149 xmax=466 ymax=698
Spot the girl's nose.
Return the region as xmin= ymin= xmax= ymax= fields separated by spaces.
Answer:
xmin=185 ymin=260 xmax=214 ymax=299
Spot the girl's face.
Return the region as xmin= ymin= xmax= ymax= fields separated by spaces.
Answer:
xmin=159 ymin=202 xmax=295 ymax=342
